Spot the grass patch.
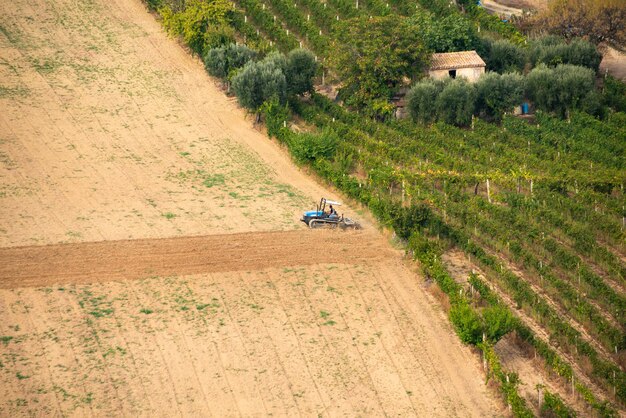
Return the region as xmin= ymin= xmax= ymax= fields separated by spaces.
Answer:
xmin=0 ymin=86 xmax=29 ymax=98
xmin=139 ymin=308 xmax=153 ymax=314
xmin=203 ymin=174 xmax=225 ymax=188
xmin=162 ymin=212 xmax=176 ymax=219
xmin=16 ymin=372 xmax=29 ymax=380
xmin=89 ymin=308 xmax=113 ymax=318
xmin=1 ymin=336 xmax=14 ymax=345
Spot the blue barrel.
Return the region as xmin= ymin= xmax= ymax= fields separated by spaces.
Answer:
xmin=521 ymin=102 xmax=529 ymax=114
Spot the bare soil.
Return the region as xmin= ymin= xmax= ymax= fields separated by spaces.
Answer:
xmin=0 ymin=259 xmax=503 ymax=416
xmin=600 ymin=46 xmax=626 ymax=81
xmin=0 ymin=0 xmax=504 ymax=415
xmin=0 ymin=230 xmax=396 ymax=288
xmin=0 ymin=0 xmax=348 ymax=248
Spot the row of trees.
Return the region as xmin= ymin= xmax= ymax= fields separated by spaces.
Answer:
xmin=482 ymin=36 xmax=602 ymax=74
xmin=406 ymin=64 xmax=597 ymax=126
xmin=204 ymin=43 xmax=318 ymax=113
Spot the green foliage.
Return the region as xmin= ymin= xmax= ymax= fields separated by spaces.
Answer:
xmin=541 ymin=390 xmax=577 ymax=418
xmin=231 ymin=55 xmax=287 ymax=111
xmin=526 ymin=64 xmax=595 ymax=117
xmin=482 ymin=305 xmax=516 ymax=343
xmin=475 ymin=72 xmax=525 ymax=121
xmin=529 ymin=37 xmax=601 ymax=71
xmin=261 ymin=97 xmax=290 ymax=140
xmin=288 ymin=128 xmax=338 ymax=163
xmin=365 ymin=99 xmax=395 ymax=122
xmin=159 ymin=0 xmax=235 ymax=56
xmin=203 ymin=43 xmax=257 ymax=79
xmin=407 ymin=78 xmax=447 ymax=124
xmin=449 ymin=302 xmax=484 ymax=345
xmin=411 ymin=12 xmax=480 ymax=53
xmin=435 ymin=78 xmax=476 ymax=127
xmin=603 ymin=75 xmax=626 ymax=112
xmin=331 ymin=15 xmax=430 ymax=110
xmin=285 ymin=49 xmax=318 ymax=96
xmin=484 ymin=39 xmax=526 ymax=74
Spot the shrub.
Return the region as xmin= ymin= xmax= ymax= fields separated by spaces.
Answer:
xmin=231 ymin=58 xmax=287 ymax=111
xmin=285 ymin=49 xmax=318 ymax=96
xmin=288 ymin=128 xmax=338 ymax=163
xmin=407 ymin=78 xmax=447 ymax=124
xmin=449 ymin=302 xmax=484 ymax=345
xmin=203 ymin=43 xmax=257 ymax=79
xmin=475 ymin=72 xmax=525 ymax=121
xmin=485 ymin=39 xmax=526 ymax=74
xmin=483 ymin=305 xmax=516 ymax=343
xmin=159 ymin=0 xmax=235 ymax=56
xmin=603 ymin=75 xmax=626 ymax=112
xmin=435 ymin=78 xmax=476 ymax=127
xmin=261 ymin=97 xmax=290 ymax=140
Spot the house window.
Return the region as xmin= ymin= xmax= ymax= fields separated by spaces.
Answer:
xmin=448 ymin=69 xmax=457 ymax=79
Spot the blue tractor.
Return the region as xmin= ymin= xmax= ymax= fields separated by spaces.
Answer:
xmin=301 ymin=197 xmax=361 ymax=229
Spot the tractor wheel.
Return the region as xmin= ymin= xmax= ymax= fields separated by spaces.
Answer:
xmin=309 ymin=220 xmax=321 ymax=229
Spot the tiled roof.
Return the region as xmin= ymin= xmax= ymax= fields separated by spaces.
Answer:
xmin=429 ymin=51 xmax=486 ymax=70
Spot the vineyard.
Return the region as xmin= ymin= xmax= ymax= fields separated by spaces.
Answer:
xmin=148 ymin=0 xmax=626 ymax=415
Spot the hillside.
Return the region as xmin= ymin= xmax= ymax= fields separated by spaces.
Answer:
xmin=144 ymin=0 xmax=626 ymax=415
xmin=0 ymin=0 xmax=503 ymax=415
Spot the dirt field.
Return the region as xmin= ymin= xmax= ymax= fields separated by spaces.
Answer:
xmin=0 ymin=0 xmax=504 ymax=415
xmin=0 ymin=230 xmax=397 ymax=288
xmin=0 ymin=0 xmax=343 ymax=248
xmin=0 ymin=260 xmax=503 ymax=417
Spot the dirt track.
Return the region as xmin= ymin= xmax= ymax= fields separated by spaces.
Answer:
xmin=0 ymin=230 xmax=396 ymax=288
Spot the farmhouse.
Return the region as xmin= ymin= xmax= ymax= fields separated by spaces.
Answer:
xmin=429 ymin=50 xmax=486 ymax=82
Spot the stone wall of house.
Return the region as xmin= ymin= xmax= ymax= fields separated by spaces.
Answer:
xmin=428 ymin=66 xmax=484 ymax=82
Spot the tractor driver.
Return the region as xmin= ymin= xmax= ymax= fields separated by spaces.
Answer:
xmin=329 ymin=204 xmax=338 ymax=218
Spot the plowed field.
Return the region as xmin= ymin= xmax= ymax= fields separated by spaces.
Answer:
xmin=0 ymin=230 xmax=396 ymax=288
xmin=0 ymin=0 xmax=502 ymax=415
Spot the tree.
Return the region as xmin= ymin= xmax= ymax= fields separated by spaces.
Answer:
xmin=529 ymin=37 xmax=601 ymax=71
xmin=484 ymin=39 xmax=526 ymax=74
xmin=475 ymin=72 xmax=525 ymax=121
xmin=411 ymin=12 xmax=480 ymax=53
xmin=436 ymin=78 xmax=477 ymax=127
xmin=231 ymin=57 xmax=287 ymax=112
xmin=331 ymin=15 xmax=430 ymax=111
xmin=526 ymin=64 xmax=595 ymax=117
xmin=204 ymin=43 xmax=257 ymax=79
xmin=531 ymin=0 xmax=626 ymax=47
xmin=407 ymin=78 xmax=448 ymax=124
xmin=285 ymin=49 xmax=318 ymax=96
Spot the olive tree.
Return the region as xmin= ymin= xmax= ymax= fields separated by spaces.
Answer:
xmin=407 ymin=78 xmax=448 ymax=124
xmin=485 ymin=39 xmax=526 ymax=74
xmin=285 ymin=49 xmax=318 ymax=96
xmin=231 ymin=57 xmax=286 ymax=112
xmin=475 ymin=72 xmax=525 ymax=121
xmin=436 ymin=78 xmax=477 ymax=127
xmin=526 ymin=63 xmax=595 ymax=117
xmin=204 ymin=43 xmax=257 ymax=79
